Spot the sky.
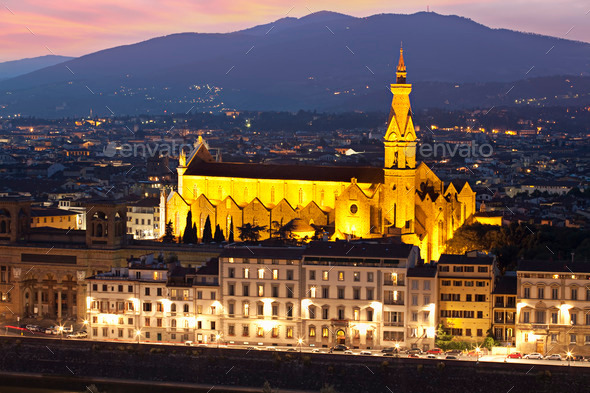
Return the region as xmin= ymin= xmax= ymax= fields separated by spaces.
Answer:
xmin=1 ymin=0 xmax=589 ymax=61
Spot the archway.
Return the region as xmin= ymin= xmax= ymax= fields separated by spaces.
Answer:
xmin=336 ymin=329 xmax=346 ymax=345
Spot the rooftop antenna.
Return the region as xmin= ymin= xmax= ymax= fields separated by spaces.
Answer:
xmin=427 ymin=5 xmax=430 ymax=12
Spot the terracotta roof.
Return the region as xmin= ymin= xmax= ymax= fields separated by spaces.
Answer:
xmin=407 ymin=265 xmax=437 ymax=278
xmin=196 ymin=258 xmax=219 ymax=275
xmin=517 ymin=259 xmax=590 ymax=273
xmin=493 ymin=274 xmax=517 ymax=295
xmin=438 ymin=253 xmax=495 ymax=266
xmin=286 ymin=218 xmax=315 ymax=233
xmin=219 ymin=246 xmax=304 ymax=260
xmin=304 ymin=241 xmax=414 ymax=259
xmin=184 ymin=161 xmax=384 ymax=183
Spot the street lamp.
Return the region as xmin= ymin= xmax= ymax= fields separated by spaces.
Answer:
xmin=58 ymin=325 xmax=64 ymax=341
xmin=394 ymin=342 xmax=400 ymax=354
xmin=135 ymin=329 xmax=141 ymax=344
xmin=475 ymin=346 xmax=481 ymax=363
xmin=297 ymin=338 xmax=304 ymax=353
xmin=216 ymin=333 xmax=221 ymax=348
xmin=566 ymin=351 xmax=572 ymax=367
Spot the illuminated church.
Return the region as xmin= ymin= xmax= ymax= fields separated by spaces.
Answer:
xmin=165 ymin=48 xmax=475 ymax=262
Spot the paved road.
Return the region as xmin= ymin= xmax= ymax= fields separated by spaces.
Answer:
xmin=3 ymin=325 xmax=588 ymax=368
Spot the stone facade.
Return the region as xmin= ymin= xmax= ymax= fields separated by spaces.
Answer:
xmin=166 ymin=49 xmax=476 ymax=263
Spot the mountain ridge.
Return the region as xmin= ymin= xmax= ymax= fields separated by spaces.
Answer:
xmin=0 ymin=11 xmax=589 ymax=117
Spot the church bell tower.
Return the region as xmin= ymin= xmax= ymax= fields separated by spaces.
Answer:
xmin=383 ymin=46 xmax=417 ymax=233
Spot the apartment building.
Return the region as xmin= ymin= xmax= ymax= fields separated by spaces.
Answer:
xmin=86 ymin=254 xmax=219 ymax=344
xmin=300 ymin=242 xmax=419 ymax=350
xmin=437 ymin=251 xmax=498 ymax=342
xmin=492 ymin=273 xmax=517 ymax=345
xmin=126 ymin=197 xmax=161 ymax=239
xmin=218 ymin=247 xmax=304 ymax=347
xmin=86 ymin=254 xmax=170 ymax=342
xmin=515 ymin=260 xmax=590 ymax=356
xmin=406 ymin=264 xmax=438 ymax=351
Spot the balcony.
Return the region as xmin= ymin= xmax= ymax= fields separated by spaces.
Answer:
xmin=384 ymin=280 xmax=405 ymax=287
xmin=383 ymin=300 xmax=404 ymax=306
xmin=384 ymin=322 xmax=404 ymax=327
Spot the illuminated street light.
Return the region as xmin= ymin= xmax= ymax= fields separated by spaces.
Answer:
xmin=566 ymin=351 xmax=572 ymax=367
xmin=216 ymin=333 xmax=221 ymax=348
xmin=58 ymin=325 xmax=64 ymax=341
xmin=475 ymin=346 xmax=481 ymax=363
xmin=297 ymin=338 xmax=304 ymax=353
xmin=135 ymin=329 xmax=141 ymax=344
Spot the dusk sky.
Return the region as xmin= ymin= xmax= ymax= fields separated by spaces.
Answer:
xmin=1 ymin=0 xmax=589 ymax=61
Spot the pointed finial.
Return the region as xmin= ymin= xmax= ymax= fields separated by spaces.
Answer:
xmin=396 ymin=44 xmax=407 ymax=83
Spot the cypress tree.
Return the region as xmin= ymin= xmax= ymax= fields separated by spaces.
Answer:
xmin=213 ymin=224 xmax=225 ymax=242
xmin=202 ymin=216 xmax=213 ymax=243
xmin=182 ymin=211 xmax=193 ymax=244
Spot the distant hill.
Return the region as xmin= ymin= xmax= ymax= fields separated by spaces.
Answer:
xmin=0 ymin=55 xmax=73 ymax=81
xmin=0 ymin=11 xmax=589 ymax=117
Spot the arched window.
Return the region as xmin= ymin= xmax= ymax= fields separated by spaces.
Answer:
xmin=171 ymin=303 xmax=177 ymax=313
xmin=96 ymin=223 xmax=103 ymax=237
xmin=298 ymin=189 xmax=303 ymax=205
xmin=171 ymin=319 xmax=177 ymax=328
xmin=0 ymin=221 xmax=6 ymax=233
xmin=320 ymin=190 xmax=325 ymax=206
xmin=183 ymin=320 xmax=189 ymax=329
xmin=183 ymin=304 xmax=189 ymax=313
xmin=226 ymin=215 xmax=232 ymax=236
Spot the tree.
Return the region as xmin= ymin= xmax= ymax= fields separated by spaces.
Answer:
xmin=182 ymin=211 xmax=195 ymax=244
xmin=162 ymin=220 xmax=175 ymax=243
xmin=214 ymin=224 xmax=225 ymax=242
xmin=202 ymin=216 xmax=213 ymax=243
xmin=192 ymin=223 xmax=198 ymax=244
xmin=237 ymin=223 xmax=267 ymax=242
xmin=228 ymin=217 xmax=235 ymax=243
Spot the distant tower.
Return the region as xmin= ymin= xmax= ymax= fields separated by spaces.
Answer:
xmin=383 ymin=46 xmax=417 ymax=233
xmin=85 ymin=201 xmax=127 ymax=249
xmin=427 ymin=5 xmax=430 ymax=12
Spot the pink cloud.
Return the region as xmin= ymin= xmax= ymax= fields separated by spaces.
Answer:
xmin=0 ymin=0 xmax=587 ymax=61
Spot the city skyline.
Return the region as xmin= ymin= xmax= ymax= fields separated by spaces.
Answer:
xmin=1 ymin=0 xmax=589 ymax=61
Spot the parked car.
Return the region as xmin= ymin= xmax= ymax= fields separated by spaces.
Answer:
xmin=408 ymin=354 xmax=420 ymax=358
xmin=265 ymin=346 xmax=277 ymax=351
xmin=427 ymin=348 xmax=443 ymax=355
xmin=445 ymin=355 xmax=458 ymax=359
xmin=545 ymin=354 xmax=562 ymax=361
xmin=184 ymin=341 xmax=193 ymax=346
xmin=331 ymin=344 xmax=349 ymax=352
xmin=406 ymin=348 xmax=422 ymax=355
xmin=344 ymin=349 xmax=354 ymax=354
xmin=44 ymin=326 xmax=57 ymax=334
xmin=359 ymin=350 xmax=372 ymax=356
xmin=445 ymin=349 xmax=462 ymax=356
xmin=381 ymin=347 xmax=398 ymax=354
xmin=62 ymin=326 xmax=74 ymax=333
xmin=286 ymin=348 xmax=297 ymax=352
xmin=524 ymin=353 xmax=543 ymax=359
xmin=426 ymin=354 xmax=437 ymax=359
xmin=26 ymin=324 xmax=41 ymax=332
xmin=507 ymin=352 xmax=523 ymax=359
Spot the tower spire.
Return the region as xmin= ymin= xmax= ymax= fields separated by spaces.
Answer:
xmin=396 ymin=45 xmax=406 ymax=84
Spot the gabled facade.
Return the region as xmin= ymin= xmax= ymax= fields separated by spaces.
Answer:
xmin=166 ymin=48 xmax=476 ymax=262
